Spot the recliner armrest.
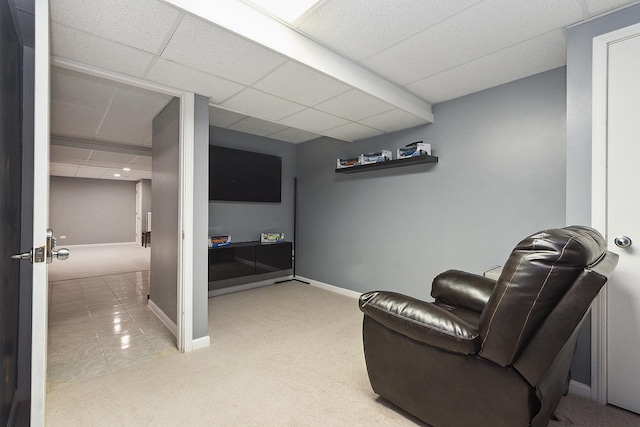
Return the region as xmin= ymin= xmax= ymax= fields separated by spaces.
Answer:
xmin=431 ymin=270 xmax=496 ymax=313
xmin=359 ymin=291 xmax=480 ymax=355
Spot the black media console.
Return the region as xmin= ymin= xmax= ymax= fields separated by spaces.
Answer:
xmin=208 ymin=241 xmax=293 ymax=291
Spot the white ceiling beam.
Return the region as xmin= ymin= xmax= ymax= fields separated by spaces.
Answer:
xmin=51 ymin=136 xmax=152 ymax=156
xmin=160 ymin=0 xmax=434 ymax=123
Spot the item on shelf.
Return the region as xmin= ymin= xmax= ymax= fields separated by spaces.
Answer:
xmin=209 ymin=235 xmax=231 ymax=247
xmin=337 ymin=157 xmax=361 ymax=169
xmin=360 ymin=150 xmax=392 ymax=165
xmin=261 ymin=232 xmax=285 ymax=243
xmin=397 ymin=142 xmax=431 ymax=159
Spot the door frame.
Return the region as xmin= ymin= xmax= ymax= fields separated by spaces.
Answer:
xmin=33 ymin=54 xmax=200 ymax=420
xmin=46 ymin=58 xmax=197 ymax=352
xmin=590 ymin=21 xmax=640 ymax=405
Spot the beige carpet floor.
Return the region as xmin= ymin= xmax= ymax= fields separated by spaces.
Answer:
xmin=48 ymin=243 xmax=150 ymax=282
xmin=45 ymin=281 xmax=640 ymax=426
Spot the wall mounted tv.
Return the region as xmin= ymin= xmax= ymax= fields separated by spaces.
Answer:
xmin=209 ymin=145 xmax=282 ymax=203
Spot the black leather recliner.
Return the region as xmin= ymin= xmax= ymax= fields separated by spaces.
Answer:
xmin=359 ymin=226 xmax=618 ymax=427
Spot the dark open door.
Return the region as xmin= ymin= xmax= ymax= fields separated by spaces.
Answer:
xmin=1 ymin=0 xmax=34 ymax=424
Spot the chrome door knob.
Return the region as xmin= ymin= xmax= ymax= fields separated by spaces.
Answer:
xmin=614 ymin=235 xmax=632 ymax=248
xmin=52 ymin=247 xmax=70 ymax=261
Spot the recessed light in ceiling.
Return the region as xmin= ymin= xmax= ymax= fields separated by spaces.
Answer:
xmin=244 ymin=0 xmax=325 ymax=24
xmin=114 ymin=173 xmax=121 ymax=177
xmin=123 ymin=167 xmax=130 ymax=171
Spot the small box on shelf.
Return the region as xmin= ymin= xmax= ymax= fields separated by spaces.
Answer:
xmin=209 ymin=235 xmax=231 ymax=247
xmin=397 ymin=142 xmax=431 ymax=159
xmin=337 ymin=157 xmax=361 ymax=169
xmin=360 ymin=150 xmax=392 ymax=164
xmin=261 ymin=232 xmax=285 ymax=243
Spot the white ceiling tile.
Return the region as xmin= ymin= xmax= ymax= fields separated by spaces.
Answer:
xmin=221 ymin=88 xmax=306 ymax=121
xmin=324 ymin=122 xmax=384 ymax=141
xmin=407 ymin=30 xmax=567 ymax=104
xmin=50 ymin=145 xmax=90 ymax=163
xmin=209 ymin=108 xmax=247 ymax=128
xmin=161 ymin=15 xmax=287 ymax=86
xmin=109 ymin=85 xmax=173 ymax=121
xmin=51 ymin=67 xmax=117 ymax=110
xmin=278 ymin=108 xmax=350 ymax=132
xmin=50 ymin=101 xmax=105 ymax=140
xmin=585 ymin=0 xmax=638 ymax=15
xmin=228 ymin=117 xmax=288 ymax=137
xmin=267 ymin=127 xmax=321 ymax=144
xmin=253 ymin=61 xmax=351 ymax=106
xmin=50 ymin=162 xmax=80 ymax=177
xmin=51 ymin=23 xmax=155 ymax=78
xmin=362 ymin=0 xmax=582 ymax=85
xmin=315 ymin=90 xmax=394 ymax=121
xmin=50 ymin=0 xmax=182 ymax=55
xmin=297 ymin=0 xmax=482 ymax=60
xmin=360 ymin=109 xmax=429 ymax=133
xmin=146 ymin=59 xmax=245 ymax=103
xmin=96 ymin=111 xmax=152 ymax=146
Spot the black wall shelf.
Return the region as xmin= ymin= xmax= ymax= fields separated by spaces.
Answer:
xmin=335 ymin=154 xmax=438 ymax=174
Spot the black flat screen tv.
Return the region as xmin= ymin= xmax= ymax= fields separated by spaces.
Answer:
xmin=209 ymin=145 xmax=282 ymax=203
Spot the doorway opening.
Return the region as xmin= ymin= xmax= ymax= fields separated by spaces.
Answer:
xmin=46 ymin=65 xmax=178 ymax=388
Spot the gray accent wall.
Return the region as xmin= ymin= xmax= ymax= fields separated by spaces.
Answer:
xmin=565 ymin=3 xmax=640 ymax=386
xmin=296 ymin=67 xmax=566 ymax=299
xmin=49 ymin=176 xmax=136 ymax=245
xmin=192 ymin=94 xmax=209 ymax=340
xmin=208 ymin=127 xmax=296 ymax=244
xmin=150 ymin=97 xmax=180 ymax=324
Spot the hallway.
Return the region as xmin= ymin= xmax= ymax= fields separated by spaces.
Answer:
xmin=47 ymin=244 xmax=177 ymax=391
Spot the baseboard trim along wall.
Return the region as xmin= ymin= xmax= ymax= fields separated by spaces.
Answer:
xmin=192 ymin=335 xmax=211 ymax=351
xmin=207 ymin=275 xmax=294 ymax=297
xmin=148 ymin=299 xmax=178 ymax=337
xmin=295 ymin=276 xmax=363 ymax=299
xmin=568 ymin=380 xmax=591 ymax=399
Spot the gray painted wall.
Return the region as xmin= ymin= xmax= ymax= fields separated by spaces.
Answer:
xmin=150 ymin=97 xmax=179 ymax=324
xmin=192 ymin=94 xmax=209 ymax=340
xmin=49 ymin=176 xmax=136 ymax=245
xmin=566 ymin=3 xmax=640 ymax=386
xmin=208 ymin=127 xmax=296 ymax=244
xmin=296 ymin=67 xmax=567 ymax=300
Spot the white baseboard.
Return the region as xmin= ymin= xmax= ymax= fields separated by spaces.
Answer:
xmin=192 ymin=335 xmax=211 ymax=351
xmin=208 ymin=275 xmax=294 ymax=297
xmin=148 ymin=299 xmax=177 ymax=337
xmin=568 ymin=380 xmax=592 ymax=399
xmin=295 ymin=276 xmax=362 ymax=299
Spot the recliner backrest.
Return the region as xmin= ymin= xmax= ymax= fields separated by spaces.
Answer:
xmin=478 ymin=226 xmax=606 ymax=366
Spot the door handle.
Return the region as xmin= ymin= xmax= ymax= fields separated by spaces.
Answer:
xmin=614 ymin=235 xmax=632 ymax=248
xmin=46 ymin=229 xmax=70 ymax=263
xmin=10 ymin=230 xmax=69 ymax=263
xmin=11 ymin=250 xmax=33 ymax=261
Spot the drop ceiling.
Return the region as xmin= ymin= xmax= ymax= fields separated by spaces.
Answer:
xmin=48 ymin=0 xmax=638 ymax=181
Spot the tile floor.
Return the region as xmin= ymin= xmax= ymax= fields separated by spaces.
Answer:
xmin=47 ymin=270 xmax=178 ymax=390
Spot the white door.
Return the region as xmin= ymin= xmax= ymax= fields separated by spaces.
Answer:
xmin=136 ymin=181 xmax=142 ymax=245
xmin=597 ymin=28 xmax=640 ymax=414
xmin=32 ymin=0 xmax=51 ymax=424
